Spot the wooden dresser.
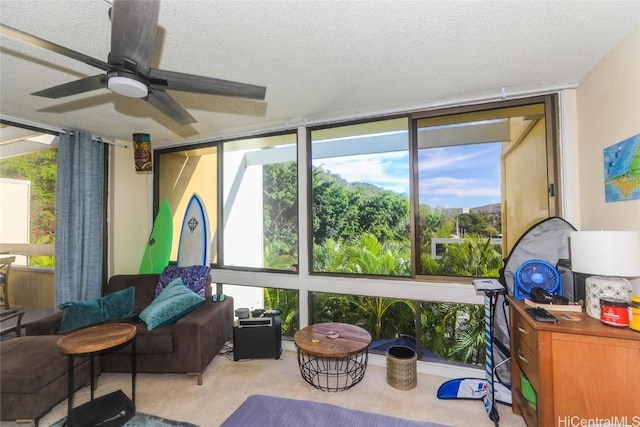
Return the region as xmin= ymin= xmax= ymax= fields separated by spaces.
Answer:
xmin=508 ymin=296 xmax=640 ymax=427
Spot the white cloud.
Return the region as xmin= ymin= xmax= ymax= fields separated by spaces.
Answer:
xmin=418 ymin=145 xmax=500 ymax=171
xmin=318 ymin=152 xmax=409 ymax=194
xmin=420 ymin=176 xmax=500 ymax=197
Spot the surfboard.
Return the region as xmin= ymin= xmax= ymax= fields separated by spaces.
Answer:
xmin=139 ymin=198 xmax=173 ymax=274
xmin=177 ymin=193 xmax=211 ymax=266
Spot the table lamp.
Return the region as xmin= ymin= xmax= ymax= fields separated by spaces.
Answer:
xmin=569 ymin=231 xmax=640 ymax=319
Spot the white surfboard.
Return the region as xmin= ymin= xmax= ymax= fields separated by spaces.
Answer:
xmin=177 ymin=193 xmax=211 ymax=266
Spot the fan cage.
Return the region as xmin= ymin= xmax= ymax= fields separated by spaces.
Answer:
xmin=514 ymin=259 xmax=562 ymax=300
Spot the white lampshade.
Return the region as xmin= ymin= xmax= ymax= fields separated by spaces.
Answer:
xmin=570 ymin=231 xmax=640 ymax=277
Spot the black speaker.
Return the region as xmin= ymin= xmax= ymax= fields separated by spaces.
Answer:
xmin=556 ymin=258 xmax=586 ymax=303
xmin=233 ymin=317 xmax=282 ymax=361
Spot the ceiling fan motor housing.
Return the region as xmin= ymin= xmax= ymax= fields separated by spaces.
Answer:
xmin=107 ymin=70 xmax=149 ymax=98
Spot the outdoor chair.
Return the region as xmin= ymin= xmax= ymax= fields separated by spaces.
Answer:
xmin=0 ymin=256 xmax=16 ymax=310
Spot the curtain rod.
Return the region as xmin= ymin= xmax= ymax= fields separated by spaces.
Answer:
xmin=0 ymin=115 xmax=128 ymax=149
xmin=59 ymin=130 xmax=128 ymax=149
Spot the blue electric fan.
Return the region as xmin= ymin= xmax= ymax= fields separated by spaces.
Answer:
xmin=514 ymin=259 xmax=562 ymax=300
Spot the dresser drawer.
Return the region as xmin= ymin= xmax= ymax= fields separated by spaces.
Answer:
xmin=513 ymin=330 xmax=540 ymax=391
xmin=513 ymin=310 xmax=538 ymax=350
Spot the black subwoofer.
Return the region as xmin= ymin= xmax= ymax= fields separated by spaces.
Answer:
xmin=233 ymin=317 xmax=282 ymax=361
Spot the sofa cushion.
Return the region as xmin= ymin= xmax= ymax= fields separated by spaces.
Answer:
xmin=155 ymin=265 xmax=210 ymax=298
xmin=0 ymin=336 xmax=88 ymax=394
xmin=58 ymin=286 xmax=136 ymax=334
xmin=140 ymin=278 xmax=205 ymax=331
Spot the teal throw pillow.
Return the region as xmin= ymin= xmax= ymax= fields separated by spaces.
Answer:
xmin=139 ymin=277 xmax=205 ymax=331
xmin=58 ymin=286 xmax=136 ymax=334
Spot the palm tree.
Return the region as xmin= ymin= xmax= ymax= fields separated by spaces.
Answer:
xmin=347 ymin=296 xmax=413 ymax=340
xmin=450 ymin=304 xmax=485 ymax=364
xmin=263 ymin=241 xmax=296 ymax=270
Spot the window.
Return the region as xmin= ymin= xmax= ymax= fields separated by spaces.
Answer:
xmin=414 ymin=98 xmax=558 ymax=279
xmin=155 ymin=96 xmax=560 ymax=365
xmin=310 ymin=291 xmax=485 ymax=365
xmin=156 ymin=144 xmax=218 ymax=264
xmin=0 ymin=123 xmax=57 ymax=267
xmin=222 ymin=132 xmax=298 ymax=271
xmin=224 ymin=284 xmax=299 ymax=336
xmin=310 ymin=118 xmax=411 ymax=276
xmin=0 ymin=122 xmax=58 ymax=310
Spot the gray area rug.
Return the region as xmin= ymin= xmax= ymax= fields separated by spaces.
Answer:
xmin=50 ymin=412 xmax=198 ymax=427
xmin=222 ymin=394 xmax=450 ymax=427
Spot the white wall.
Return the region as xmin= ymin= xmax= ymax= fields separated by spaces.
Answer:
xmin=108 ymin=142 xmax=151 ymax=276
xmin=575 ymin=24 xmax=640 ymax=293
xmin=575 ymin=25 xmax=640 ymax=231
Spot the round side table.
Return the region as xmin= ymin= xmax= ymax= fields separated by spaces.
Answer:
xmin=57 ymin=323 xmax=137 ymax=427
xmin=293 ymin=322 xmax=372 ymax=392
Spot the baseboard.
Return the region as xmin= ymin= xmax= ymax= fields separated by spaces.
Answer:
xmin=281 ymin=340 xmax=484 ymax=380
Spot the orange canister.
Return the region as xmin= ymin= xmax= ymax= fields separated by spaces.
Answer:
xmin=630 ymin=296 xmax=640 ymax=332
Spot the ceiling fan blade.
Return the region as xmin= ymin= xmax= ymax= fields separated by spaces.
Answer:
xmin=32 ymin=75 xmax=107 ymax=98
xmin=0 ymin=24 xmax=111 ymax=71
xmin=109 ymin=0 xmax=160 ymax=73
xmin=148 ymin=68 xmax=266 ymax=100
xmin=146 ymin=90 xmax=196 ymax=125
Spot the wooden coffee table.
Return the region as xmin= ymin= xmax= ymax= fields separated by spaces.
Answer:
xmin=294 ymin=322 xmax=372 ymax=391
xmin=57 ymin=323 xmax=137 ymax=427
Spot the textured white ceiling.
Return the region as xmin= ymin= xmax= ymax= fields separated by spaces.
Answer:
xmin=1 ymin=0 xmax=639 ymax=148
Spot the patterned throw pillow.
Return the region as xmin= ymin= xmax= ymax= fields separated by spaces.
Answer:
xmin=155 ymin=265 xmax=211 ymax=298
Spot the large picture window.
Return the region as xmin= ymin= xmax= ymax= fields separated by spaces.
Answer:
xmin=222 ymin=132 xmax=298 ymax=271
xmin=156 ymin=95 xmax=560 ymax=369
xmin=310 ymin=118 xmax=411 ymax=276
xmin=414 ymin=99 xmax=556 ymax=279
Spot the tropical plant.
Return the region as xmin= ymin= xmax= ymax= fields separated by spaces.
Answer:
xmin=0 ymin=148 xmax=58 ymax=256
xmin=263 ymin=241 xmax=296 ymax=271
xmin=346 ymin=296 xmax=413 ymax=340
xmin=29 ymin=234 xmax=56 ymax=267
xmin=264 ymin=288 xmax=299 ymax=336
xmin=449 ymin=304 xmax=485 ymax=364
xmin=439 ymin=235 xmax=502 ymax=277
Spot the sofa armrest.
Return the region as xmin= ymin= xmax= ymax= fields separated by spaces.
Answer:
xmin=168 ymin=297 xmax=234 ymax=370
xmin=26 ymin=311 xmax=63 ymax=336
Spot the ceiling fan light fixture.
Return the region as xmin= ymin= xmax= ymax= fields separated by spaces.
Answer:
xmin=108 ymin=75 xmax=148 ymax=98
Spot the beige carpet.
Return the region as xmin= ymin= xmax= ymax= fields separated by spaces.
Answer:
xmin=2 ymin=348 xmax=526 ymax=427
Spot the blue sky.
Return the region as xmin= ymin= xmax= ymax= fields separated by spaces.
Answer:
xmin=316 ymin=142 xmax=501 ymax=209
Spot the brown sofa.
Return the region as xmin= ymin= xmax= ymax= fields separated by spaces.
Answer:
xmin=0 ymin=335 xmax=92 ymax=426
xmin=27 ymin=273 xmax=234 ymax=385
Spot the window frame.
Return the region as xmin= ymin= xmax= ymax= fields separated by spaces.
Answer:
xmin=409 ymin=94 xmax=561 ymax=282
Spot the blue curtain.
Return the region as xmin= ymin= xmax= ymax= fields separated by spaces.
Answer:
xmin=55 ymin=129 xmax=105 ymax=306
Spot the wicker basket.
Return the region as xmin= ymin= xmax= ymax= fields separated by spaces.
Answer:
xmin=386 ymin=346 xmax=417 ymax=390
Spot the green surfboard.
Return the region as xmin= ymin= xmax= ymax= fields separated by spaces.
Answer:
xmin=139 ymin=199 xmax=173 ymax=274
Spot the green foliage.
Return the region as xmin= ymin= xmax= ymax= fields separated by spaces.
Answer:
xmin=262 ymin=158 xmax=495 ymax=366
xmin=420 ymin=301 xmax=485 ymax=364
xmin=264 ymin=288 xmax=299 ymax=336
xmin=263 ymin=162 xmax=298 ymax=259
xmin=263 ymin=241 xmax=296 ymax=270
xmin=29 ymin=234 xmax=56 ymax=267
xmin=0 ymin=149 xmax=58 ymax=244
xmin=311 ymin=167 xmax=410 ymax=246
xmin=438 ymin=235 xmax=502 ymax=277
xmin=0 ymin=148 xmax=57 ymax=267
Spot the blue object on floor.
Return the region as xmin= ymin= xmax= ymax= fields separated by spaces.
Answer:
xmin=437 ymin=378 xmax=511 ymax=405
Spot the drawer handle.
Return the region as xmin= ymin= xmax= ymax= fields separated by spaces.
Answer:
xmin=517 ymin=324 xmax=529 ymax=335
xmin=517 ymin=349 xmax=529 ymax=364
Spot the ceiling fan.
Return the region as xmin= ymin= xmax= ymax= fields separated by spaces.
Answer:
xmin=0 ymin=0 xmax=266 ymax=125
